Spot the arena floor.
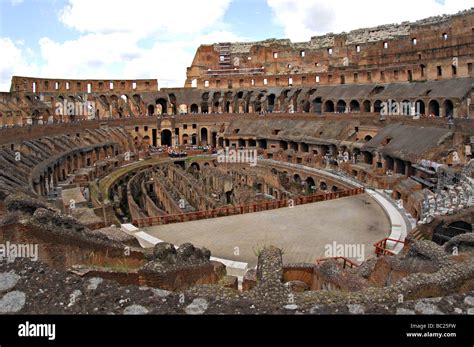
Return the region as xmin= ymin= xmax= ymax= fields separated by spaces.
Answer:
xmin=144 ymin=194 xmax=390 ymax=267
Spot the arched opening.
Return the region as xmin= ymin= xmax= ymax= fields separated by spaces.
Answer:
xmin=374 ymin=100 xmax=383 ymax=113
xmin=320 ymin=182 xmax=327 ymax=190
xmin=331 ymin=186 xmax=338 ymax=192
xmin=190 ymin=104 xmax=199 ymax=114
xmin=168 ymin=94 xmax=177 ymax=115
xmin=161 ymin=129 xmax=172 ymax=146
xmin=363 ymin=151 xmax=373 ymax=165
xmin=200 ymin=128 xmax=208 ymax=145
xmin=238 ymin=139 xmax=246 ymax=147
xmin=225 ymin=101 xmax=231 ymax=113
xmin=303 ymin=100 xmax=311 ymax=112
xmin=444 ymin=99 xmax=454 ymax=118
xmin=362 ymin=100 xmax=371 ymax=112
xmin=267 ymin=94 xmax=276 ymax=113
xmin=120 ymin=95 xmax=128 ymax=103
xmin=313 ymin=97 xmax=323 ymax=114
xmin=350 ymin=100 xmax=360 ymax=112
xmin=248 ymin=139 xmax=257 ymax=147
xmin=201 ymin=102 xmax=209 ymax=114
xmin=336 ymin=100 xmax=347 ymax=113
xmin=182 ymin=134 xmax=189 ymax=145
xmin=156 ymin=98 xmax=167 ymax=115
xmin=218 ymin=137 xmax=224 ymax=147
xmin=133 ymin=94 xmax=141 ymax=104
xmin=178 ymin=104 xmax=187 ymax=115
xmin=148 ymin=105 xmax=155 ymax=115
xmin=190 ymin=162 xmax=200 ymax=172
xmin=429 ymin=100 xmax=440 ymax=117
xmin=323 ymin=100 xmax=334 ymax=113
xmin=192 ymin=134 xmax=197 ymax=145
xmin=364 ymin=135 xmax=373 ymax=142
xmin=143 ymin=135 xmax=151 ymax=145
xmin=306 ymin=177 xmax=316 ymax=193
xmin=280 ymin=141 xmax=288 ymax=150
xmin=416 ymin=100 xmax=426 ymax=115
xmin=293 ymin=174 xmax=301 ymax=184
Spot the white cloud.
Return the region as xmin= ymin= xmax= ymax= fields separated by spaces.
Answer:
xmin=0 ymin=0 xmax=239 ymax=91
xmin=59 ymin=0 xmax=232 ymax=37
xmin=33 ymin=28 xmax=246 ymax=88
xmin=267 ymin=0 xmax=473 ymax=41
xmin=0 ymin=38 xmax=38 ymax=91
xmin=10 ymin=0 xmax=23 ymax=6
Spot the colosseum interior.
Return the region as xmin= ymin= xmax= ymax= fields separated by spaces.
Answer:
xmin=0 ymin=6 xmax=473 ymax=327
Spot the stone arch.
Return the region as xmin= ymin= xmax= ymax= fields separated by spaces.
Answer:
xmin=323 ymin=100 xmax=334 ymax=113
xmin=428 ymin=100 xmax=440 ymax=117
xmin=200 ymin=128 xmax=209 ymax=145
xmin=190 ymin=104 xmax=199 ymax=114
xmin=293 ymin=174 xmax=301 ymax=184
xmin=306 ymin=177 xmax=316 ymax=192
xmin=313 ymin=97 xmax=323 ymax=114
xmin=148 ymin=104 xmax=155 ymax=116
xmin=374 ymin=100 xmax=383 ymax=113
xmin=416 ymin=100 xmax=426 ymax=115
xmin=190 ymin=162 xmax=200 ymax=172
xmin=362 ymin=100 xmax=371 ymax=112
xmin=443 ymin=99 xmax=454 ymax=118
xmin=182 ymin=134 xmax=189 ymax=145
xmin=161 ymin=129 xmax=172 ymax=146
xmin=336 ymin=100 xmax=347 ymax=113
xmin=156 ymin=98 xmax=167 ymax=115
xmin=303 ymin=100 xmax=311 ymax=112
xmin=267 ymin=94 xmax=276 ymax=112
xmin=350 ymin=100 xmax=360 ymax=112
xmin=178 ymin=104 xmax=188 ymax=114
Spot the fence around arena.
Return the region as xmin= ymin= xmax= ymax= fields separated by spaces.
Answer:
xmin=134 ymin=187 xmax=365 ymax=227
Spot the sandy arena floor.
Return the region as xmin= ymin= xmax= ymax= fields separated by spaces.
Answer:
xmin=144 ymin=194 xmax=390 ymax=267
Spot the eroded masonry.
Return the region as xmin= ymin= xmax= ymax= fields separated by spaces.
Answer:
xmin=0 ymin=9 xmax=473 ymax=315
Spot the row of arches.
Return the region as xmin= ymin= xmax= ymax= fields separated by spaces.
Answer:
xmin=143 ymin=98 xmax=455 ymax=118
xmin=313 ymin=99 xmax=454 ymax=117
xmin=139 ymin=127 xmax=217 ymax=147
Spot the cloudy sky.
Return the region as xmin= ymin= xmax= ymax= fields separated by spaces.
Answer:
xmin=0 ymin=0 xmax=472 ymax=91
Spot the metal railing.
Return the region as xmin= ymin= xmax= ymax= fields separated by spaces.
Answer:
xmin=134 ymin=187 xmax=365 ymax=227
xmin=373 ymin=237 xmax=406 ymax=257
xmin=315 ymin=257 xmax=359 ymax=269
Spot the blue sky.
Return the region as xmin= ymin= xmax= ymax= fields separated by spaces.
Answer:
xmin=0 ymin=0 xmax=471 ymax=91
